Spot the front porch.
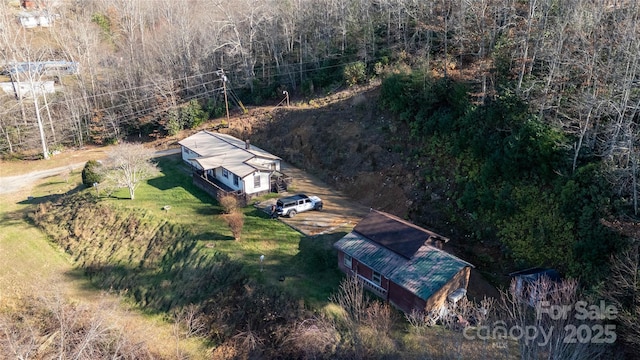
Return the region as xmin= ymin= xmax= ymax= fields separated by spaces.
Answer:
xmin=270 ymin=171 xmax=292 ymax=193
xmin=357 ymin=273 xmax=388 ymax=300
xmin=192 ymin=170 xmax=293 ymax=206
xmin=192 ymin=172 xmax=247 ymax=206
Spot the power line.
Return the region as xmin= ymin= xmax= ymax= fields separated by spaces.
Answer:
xmin=4 ymin=51 xmax=378 ymax=112
xmin=0 ymin=56 xmax=382 ymax=152
xmin=4 ymin=56 xmax=371 ymax=114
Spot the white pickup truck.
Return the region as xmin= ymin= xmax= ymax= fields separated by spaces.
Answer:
xmin=275 ymin=194 xmax=323 ymax=218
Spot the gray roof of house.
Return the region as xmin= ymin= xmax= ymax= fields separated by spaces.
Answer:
xmin=334 ymin=210 xmax=472 ymax=301
xmin=178 ymin=131 xmax=280 ymax=177
xmin=353 ymin=210 xmax=449 ymax=259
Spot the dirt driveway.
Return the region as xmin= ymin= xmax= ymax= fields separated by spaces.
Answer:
xmin=256 ymin=162 xmax=370 ymax=236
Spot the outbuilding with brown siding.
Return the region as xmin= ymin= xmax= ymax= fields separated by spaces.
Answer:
xmin=333 ymin=209 xmax=473 ymax=314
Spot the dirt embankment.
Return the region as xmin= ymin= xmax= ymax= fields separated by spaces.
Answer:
xmin=229 ymin=89 xmax=406 ymax=212
xmin=225 ymin=86 xmax=451 ymax=235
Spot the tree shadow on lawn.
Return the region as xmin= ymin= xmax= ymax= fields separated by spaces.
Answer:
xmin=258 ymin=232 xmax=346 ymax=305
xmin=17 ymin=183 xmax=86 ymax=205
xmin=0 ymin=204 xmax=33 ymax=227
xmin=194 ymin=206 xmax=223 ymax=216
xmin=246 ymin=207 xmax=272 ymax=219
xmin=295 ymin=233 xmax=346 ymax=273
xmin=65 ymin=250 xmax=247 ymax=314
xmin=193 ymin=231 xmax=235 ymax=242
xmin=147 ymin=157 xmax=215 ymax=206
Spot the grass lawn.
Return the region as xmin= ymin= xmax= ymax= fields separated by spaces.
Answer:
xmin=104 ymin=154 xmax=344 ymax=307
xmin=0 ymin=171 xmax=211 ymax=359
xmin=0 ymin=189 xmax=74 ymax=304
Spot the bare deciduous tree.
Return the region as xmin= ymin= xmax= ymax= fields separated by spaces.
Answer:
xmin=605 ymin=244 xmax=640 ymax=351
xmin=330 ymin=274 xmax=370 ymax=325
xmin=499 ymin=277 xmax=609 ymax=360
xmin=219 ymin=194 xmax=239 ymax=214
xmin=223 ymin=211 xmax=244 ymax=240
xmin=0 ymin=294 xmax=155 ymax=359
xmin=102 ymin=142 xmax=159 ymax=200
xmin=172 ymin=304 xmax=207 ymax=359
xmin=281 ymin=317 xmax=339 ymax=358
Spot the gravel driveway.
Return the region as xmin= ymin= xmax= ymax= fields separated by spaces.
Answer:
xmin=0 ymin=148 xmax=181 ymax=195
xmin=256 ymin=162 xmax=370 ymax=236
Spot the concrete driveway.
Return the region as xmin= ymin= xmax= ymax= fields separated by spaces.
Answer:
xmin=256 ymin=162 xmax=370 ymax=236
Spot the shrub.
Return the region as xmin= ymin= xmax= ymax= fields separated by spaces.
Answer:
xmin=81 ymin=160 xmax=103 ymax=188
xmin=91 ymin=13 xmax=111 ymax=35
xmin=224 ymin=212 xmax=244 ymax=240
xmin=181 ymin=100 xmax=206 ymax=129
xmin=205 ymin=98 xmax=226 ymax=119
xmin=164 ymin=109 xmax=182 ymax=136
xmin=280 ymin=317 xmax=339 ymax=358
xmin=343 ymin=61 xmax=367 ymax=86
xmin=219 ymin=195 xmax=239 ymax=214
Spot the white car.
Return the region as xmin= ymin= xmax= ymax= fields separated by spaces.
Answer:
xmin=275 ymin=194 xmax=323 ymax=217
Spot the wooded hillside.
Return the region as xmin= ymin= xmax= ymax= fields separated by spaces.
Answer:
xmin=3 ymin=0 xmax=640 ymax=356
xmin=2 ymin=0 xmax=639 ymax=178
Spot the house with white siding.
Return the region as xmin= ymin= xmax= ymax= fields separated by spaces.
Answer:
xmin=178 ymin=131 xmax=289 ymax=204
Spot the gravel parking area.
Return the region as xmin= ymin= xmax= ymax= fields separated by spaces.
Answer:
xmin=255 ymin=162 xmax=370 ymax=236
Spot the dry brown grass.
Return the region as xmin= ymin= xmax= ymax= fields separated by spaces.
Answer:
xmin=0 ymin=172 xmax=212 ymax=359
xmin=0 ymin=146 xmax=108 ymax=177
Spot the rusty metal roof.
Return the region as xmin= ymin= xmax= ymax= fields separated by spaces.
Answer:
xmin=354 ymin=210 xmax=449 ymax=259
xmin=335 ymin=231 xmax=407 ymax=275
xmin=334 ymin=211 xmax=472 ymax=301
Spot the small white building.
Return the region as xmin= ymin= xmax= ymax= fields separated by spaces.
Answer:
xmin=0 ymin=80 xmax=55 ymax=97
xmin=17 ymin=11 xmax=54 ymax=28
xmin=178 ymin=131 xmax=286 ymax=200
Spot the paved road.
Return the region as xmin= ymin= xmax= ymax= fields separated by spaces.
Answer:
xmin=0 ymin=148 xmax=180 ymax=195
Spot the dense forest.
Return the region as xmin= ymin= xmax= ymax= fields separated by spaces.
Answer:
xmin=2 ymin=0 xmax=640 ymax=357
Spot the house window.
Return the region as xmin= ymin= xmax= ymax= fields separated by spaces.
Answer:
xmin=222 ymin=168 xmax=229 ymax=178
xmin=254 ymin=174 xmax=261 ymax=188
xmin=233 ymin=174 xmax=239 ymax=186
xmin=343 ymin=254 xmax=352 ymax=269
xmin=372 ymin=271 xmax=381 ymax=286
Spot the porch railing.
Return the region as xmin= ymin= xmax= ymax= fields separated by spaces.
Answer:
xmin=357 ymin=274 xmax=388 ymax=300
xmin=192 ymin=173 xmax=247 ymax=207
xmin=271 ymin=174 xmax=292 ymax=193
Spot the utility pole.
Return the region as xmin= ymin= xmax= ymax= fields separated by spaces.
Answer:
xmin=220 ymin=69 xmax=230 ymax=123
xmin=33 ymin=87 xmax=49 ymax=159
